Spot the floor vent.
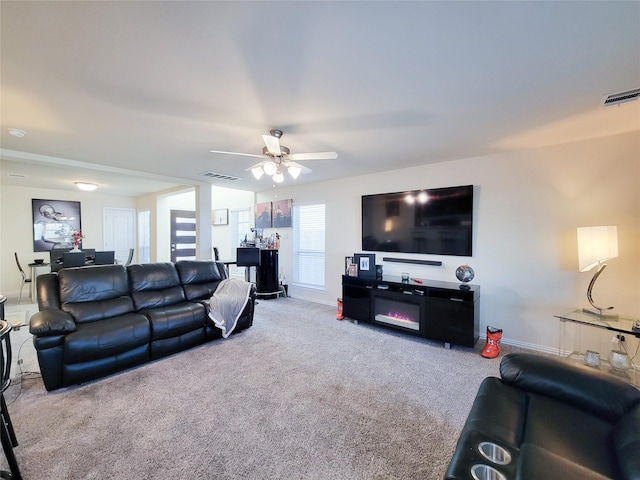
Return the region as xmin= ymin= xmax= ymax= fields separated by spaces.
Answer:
xmin=199 ymin=171 xmax=242 ymax=181
xmin=601 ymin=88 xmax=640 ymax=107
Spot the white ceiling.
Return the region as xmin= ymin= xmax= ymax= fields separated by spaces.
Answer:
xmin=1 ymin=1 xmax=639 ymax=196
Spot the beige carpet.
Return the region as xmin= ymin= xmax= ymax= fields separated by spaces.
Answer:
xmin=3 ymin=298 xmax=518 ymax=479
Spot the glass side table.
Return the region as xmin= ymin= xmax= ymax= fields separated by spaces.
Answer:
xmin=554 ymin=310 xmax=639 ymax=387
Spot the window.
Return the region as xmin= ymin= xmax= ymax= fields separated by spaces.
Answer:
xmin=230 ymin=208 xmax=252 ymax=276
xmin=138 ymin=210 xmax=150 ymax=263
xmin=293 ymin=203 xmax=325 ymax=287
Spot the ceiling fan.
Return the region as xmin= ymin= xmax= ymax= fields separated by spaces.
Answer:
xmin=209 ymin=130 xmax=338 ymax=183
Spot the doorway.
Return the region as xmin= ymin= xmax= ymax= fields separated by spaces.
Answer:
xmin=104 ymin=207 xmax=135 ymax=264
xmin=170 ymin=209 xmax=196 ymax=262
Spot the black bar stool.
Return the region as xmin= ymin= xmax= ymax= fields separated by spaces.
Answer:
xmin=0 ymin=320 xmax=21 ymax=479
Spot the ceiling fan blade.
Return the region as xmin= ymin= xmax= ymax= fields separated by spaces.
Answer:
xmin=262 ymin=134 xmax=281 ymax=155
xmin=209 ymin=149 xmax=264 ymax=158
xmin=289 ymin=152 xmax=338 ymax=161
xmin=283 ymin=161 xmax=312 ymax=174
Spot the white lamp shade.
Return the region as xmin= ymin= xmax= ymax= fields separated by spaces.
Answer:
xmin=263 ymin=161 xmax=277 ymax=176
xmin=272 ymin=172 xmax=284 ymax=183
xmin=287 ymin=165 xmax=301 ymax=179
xmin=577 ymin=226 xmax=618 ymax=272
xmin=251 ymin=167 xmax=264 ymax=179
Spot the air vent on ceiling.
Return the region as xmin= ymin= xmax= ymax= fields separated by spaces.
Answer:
xmin=7 ymin=173 xmax=27 ymax=178
xmin=200 ymin=171 xmax=241 ymax=181
xmin=601 ymin=88 xmax=640 ymax=107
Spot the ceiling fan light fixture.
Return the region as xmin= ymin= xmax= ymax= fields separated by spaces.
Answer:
xmin=272 ymin=172 xmax=284 ymax=183
xmin=288 ymin=165 xmax=302 ymax=179
xmin=251 ymin=166 xmax=265 ymax=180
xmin=263 ymin=161 xmax=277 ymax=176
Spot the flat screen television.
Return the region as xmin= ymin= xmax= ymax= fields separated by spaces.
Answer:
xmin=361 ymin=185 xmax=473 ymax=256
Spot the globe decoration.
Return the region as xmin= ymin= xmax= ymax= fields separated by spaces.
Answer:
xmin=456 ymin=265 xmax=475 ymax=290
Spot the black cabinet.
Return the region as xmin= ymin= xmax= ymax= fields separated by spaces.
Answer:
xmin=341 ymin=275 xmax=479 ymax=348
xmin=257 ymin=249 xmax=279 ymax=299
xmin=342 ymin=276 xmax=372 ymax=323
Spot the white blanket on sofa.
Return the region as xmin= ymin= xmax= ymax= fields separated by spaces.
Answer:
xmin=207 ymin=278 xmax=253 ymax=338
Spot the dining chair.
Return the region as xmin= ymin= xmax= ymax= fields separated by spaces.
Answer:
xmin=0 ymin=320 xmax=22 ymax=479
xmin=62 ymin=252 xmax=86 ymax=268
xmin=50 ymin=248 xmax=67 ymax=273
xmin=94 ymin=251 xmax=116 ymax=265
xmin=14 ymin=253 xmax=32 ymax=304
xmin=124 ymin=248 xmax=134 ymax=267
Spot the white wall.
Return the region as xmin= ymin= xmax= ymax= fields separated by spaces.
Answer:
xmin=0 ymin=184 xmax=136 ymax=295
xmin=210 ymin=186 xmax=255 ymax=261
xmin=256 ymin=131 xmax=640 ymax=353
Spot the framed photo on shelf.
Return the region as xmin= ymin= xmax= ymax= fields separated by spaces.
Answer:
xmin=212 ymin=208 xmax=228 ymax=226
xmin=354 ymin=253 xmax=376 ymax=279
xmin=344 ymin=256 xmax=353 ymax=275
xmin=348 ymin=263 xmax=358 ymax=277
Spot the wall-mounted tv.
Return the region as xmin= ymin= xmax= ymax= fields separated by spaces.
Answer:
xmin=361 ymin=185 xmax=473 ymax=256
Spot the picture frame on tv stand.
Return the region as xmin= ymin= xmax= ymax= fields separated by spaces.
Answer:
xmin=354 ymin=253 xmax=376 ymax=279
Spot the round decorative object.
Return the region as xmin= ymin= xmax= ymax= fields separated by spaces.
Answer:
xmin=609 ymin=350 xmax=630 ymax=371
xmin=456 ymin=265 xmax=475 ymax=284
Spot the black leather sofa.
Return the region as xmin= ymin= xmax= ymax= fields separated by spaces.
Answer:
xmin=445 ymin=353 xmax=640 ymax=480
xmin=29 ymin=260 xmax=256 ymax=391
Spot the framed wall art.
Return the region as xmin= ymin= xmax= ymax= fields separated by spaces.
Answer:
xmin=32 ymin=199 xmax=82 ymax=252
xmin=255 ymin=202 xmax=272 ymax=228
xmin=272 ymin=199 xmax=293 ymax=228
xmin=212 ymin=208 xmax=229 ymax=226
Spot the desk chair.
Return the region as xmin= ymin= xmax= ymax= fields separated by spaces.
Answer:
xmin=62 ymin=252 xmax=86 ymax=268
xmin=0 ymin=321 xmax=22 ymax=479
xmin=13 ymin=254 xmax=31 ymax=304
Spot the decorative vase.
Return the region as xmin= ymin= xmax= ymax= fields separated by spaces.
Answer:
xmin=609 ymin=350 xmax=630 ymax=371
xmin=70 ymin=246 xmax=81 ymax=253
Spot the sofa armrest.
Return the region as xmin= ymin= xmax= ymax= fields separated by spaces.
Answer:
xmin=500 ymin=353 xmax=640 ymax=422
xmin=29 ymin=310 xmax=77 ymax=337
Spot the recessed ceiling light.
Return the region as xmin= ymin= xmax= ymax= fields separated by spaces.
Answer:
xmin=74 ymin=182 xmax=98 ymax=191
xmin=8 ymin=128 xmax=26 ymax=138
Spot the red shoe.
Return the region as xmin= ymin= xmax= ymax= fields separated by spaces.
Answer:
xmin=481 ymin=326 xmax=503 ymax=358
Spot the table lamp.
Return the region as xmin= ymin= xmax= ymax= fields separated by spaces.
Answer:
xmin=577 ymin=225 xmax=618 ymax=317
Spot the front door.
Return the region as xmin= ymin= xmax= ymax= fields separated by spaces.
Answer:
xmin=170 ymin=209 xmax=196 ymax=262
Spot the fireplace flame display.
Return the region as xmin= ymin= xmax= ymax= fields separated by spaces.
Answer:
xmin=374 ymin=296 xmax=421 ymax=331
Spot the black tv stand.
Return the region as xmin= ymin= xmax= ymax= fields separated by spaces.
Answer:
xmin=341 ymin=275 xmax=479 ymax=348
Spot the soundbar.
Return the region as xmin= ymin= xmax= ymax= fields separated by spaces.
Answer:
xmin=382 ymin=257 xmax=443 ymax=266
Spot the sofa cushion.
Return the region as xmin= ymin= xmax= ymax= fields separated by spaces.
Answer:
xmin=614 ymin=403 xmax=640 ymax=480
xmin=523 ymin=394 xmax=618 ymax=478
xmin=516 ymin=443 xmax=613 ymax=480
xmin=175 ymin=260 xmax=223 ymax=301
xmin=64 ymin=313 xmax=150 ymax=363
xmin=128 ymin=263 xmax=185 ymax=310
xmin=141 ymin=302 xmax=206 ymax=341
xmin=59 ymin=265 xmax=135 ymax=324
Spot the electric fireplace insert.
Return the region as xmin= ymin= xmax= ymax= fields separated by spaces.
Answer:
xmin=373 ymin=293 xmax=422 ymax=333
